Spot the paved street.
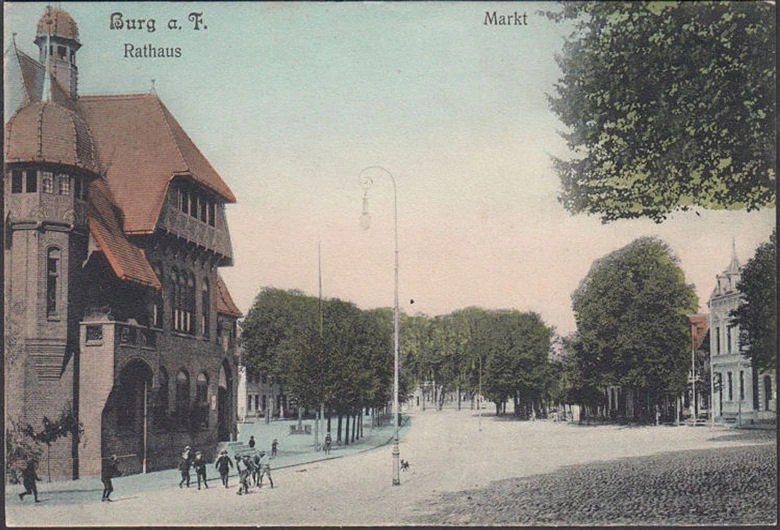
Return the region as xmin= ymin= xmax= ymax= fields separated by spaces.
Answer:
xmin=6 ymin=406 xmax=776 ymax=526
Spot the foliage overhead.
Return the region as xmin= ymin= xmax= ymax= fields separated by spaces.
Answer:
xmin=731 ymin=230 xmax=777 ymax=372
xmin=548 ymin=2 xmax=776 ymax=222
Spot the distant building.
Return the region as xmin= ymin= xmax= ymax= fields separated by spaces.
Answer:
xmin=708 ymin=243 xmax=775 ymax=424
xmin=4 ymin=6 xmax=241 ymax=479
xmin=236 ymin=344 xmax=285 ymax=423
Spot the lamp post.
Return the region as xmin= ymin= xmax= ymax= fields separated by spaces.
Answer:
xmin=359 ymin=166 xmax=401 ymax=487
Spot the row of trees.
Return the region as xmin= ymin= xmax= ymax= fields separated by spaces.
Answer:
xmin=241 ymin=288 xmax=393 ymax=445
xmin=402 ymin=309 xmax=554 ymax=417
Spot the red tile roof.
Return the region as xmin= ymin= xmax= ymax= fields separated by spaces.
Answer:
xmin=215 ymin=274 xmax=242 ymax=317
xmin=688 ymin=314 xmax=709 ymax=351
xmin=79 ymin=94 xmax=236 ymax=235
xmin=5 ymin=100 xmax=96 ymax=171
xmin=37 ymin=6 xmax=79 ymax=41
xmin=87 ymin=178 xmax=161 ymax=290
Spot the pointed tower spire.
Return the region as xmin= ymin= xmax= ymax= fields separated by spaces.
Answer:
xmin=727 ymin=237 xmax=740 ymax=273
xmin=42 ymin=31 xmax=52 ymax=102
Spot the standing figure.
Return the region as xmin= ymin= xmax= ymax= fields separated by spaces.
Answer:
xmin=271 ymin=438 xmax=278 ymax=457
xmin=101 ymin=455 xmax=121 ymax=502
xmin=236 ymin=455 xmax=251 ymax=495
xmin=18 ymin=458 xmax=41 ymax=503
xmin=178 ymin=451 xmax=192 ymax=488
xmin=215 ymin=450 xmax=233 ymax=488
xmin=258 ymin=451 xmax=274 ymax=489
xmin=193 ymin=451 xmax=208 ymax=490
xmin=248 ymin=436 xmax=255 ymax=449
xmin=252 ymin=454 xmax=261 ymax=486
xmin=324 ymin=432 xmax=332 ymax=455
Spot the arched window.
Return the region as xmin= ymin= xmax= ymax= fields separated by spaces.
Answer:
xmin=196 ymin=372 xmax=208 ymax=404
xmin=186 ymin=273 xmax=195 ymax=334
xmin=201 ymin=279 xmax=210 ymax=338
xmin=175 ymin=370 xmax=190 ymax=419
xmin=171 ymin=267 xmax=180 ymax=330
xmin=46 ymin=248 xmax=61 ymax=317
xmin=152 ymin=264 xmax=164 ymax=328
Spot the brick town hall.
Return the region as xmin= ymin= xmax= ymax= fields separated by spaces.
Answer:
xmin=4 ymin=6 xmax=242 ymax=479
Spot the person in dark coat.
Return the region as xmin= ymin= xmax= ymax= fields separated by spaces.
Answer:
xmin=193 ymin=451 xmax=209 ymax=490
xmin=271 ymin=438 xmax=278 ymax=457
xmin=18 ymin=458 xmax=41 ymax=502
xmin=101 ymin=455 xmax=121 ymax=502
xmin=178 ymin=451 xmax=192 ymax=488
xmin=248 ymin=436 xmax=255 ymax=449
xmin=252 ymin=454 xmax=261 ymax=486
xmin=215 ymin=450 xmax=233 ymax=488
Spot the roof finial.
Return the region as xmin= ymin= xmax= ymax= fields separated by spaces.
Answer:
xmin=12 ymin=32 xmax=17 ymax=46
xmin=150 ymin=79 xmax=156 ymax=94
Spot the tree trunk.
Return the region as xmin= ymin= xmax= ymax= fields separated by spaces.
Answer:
xmin=344 ymin=414 xmax=350 ymax=446
xmin=495 ymin=401 xmax=500 ymax=416
xmin=327 ymin=407 xmax=331 ymax=433
xmin=359 ymin=411 xmax=364 ymax=438
xmin=457 ymin=385 xmax=461 ymax=411
xmin=351 ymin=412 xmax=357 ymax=442
xmin=337 ymin=414 xmax=342 ymax=443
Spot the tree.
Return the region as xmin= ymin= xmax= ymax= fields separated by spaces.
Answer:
xmin=571 ymin=237 xmax=698 ymax=420
xmin=548 ymin=2 xmax=776 ymax=222
xmin=731 ymin=230 xmax=777 ymax=373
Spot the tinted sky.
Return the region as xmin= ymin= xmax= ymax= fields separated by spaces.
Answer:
xmin=5 ymin=2 xmax=775 ymax=336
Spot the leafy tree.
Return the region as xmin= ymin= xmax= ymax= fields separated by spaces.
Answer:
xmin=571 ymin=237 xmax=698 ymax=419
xmin=731 ymin=230 xmax=777 ymax=373
xmin=548 ymin=2 xmax=775 ymax=222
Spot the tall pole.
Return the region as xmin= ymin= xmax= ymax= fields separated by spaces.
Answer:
xmin=360 ymin=166 xmax=401 ymax=486
xmin=478 ymin=355 xmax=482 ymax=432
xmin=143 ymin=379 xmax=148 ymax=473
xmin=691 ymin=322 xmax=696 ymax=427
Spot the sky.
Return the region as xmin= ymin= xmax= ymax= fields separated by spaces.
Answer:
xmin=5 ymin=2 xmax=775 ymax=337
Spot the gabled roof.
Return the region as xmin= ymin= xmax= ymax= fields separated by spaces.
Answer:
xmin=215 ymin=275 xmax=242 ymax=317
xmin=78 ymin=93 xmax=236 ymax=235
xmin=87 ymin=178 xmax=161 ymax=290
xmin=688 ymin=314 xmax=709 ymax=351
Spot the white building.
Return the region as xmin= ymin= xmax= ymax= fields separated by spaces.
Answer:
xmin=708 ymin=244 xmax=776 ymax=425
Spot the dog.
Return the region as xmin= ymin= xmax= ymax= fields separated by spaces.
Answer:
xmin=400 ymin=459 xmax=410 ymax=471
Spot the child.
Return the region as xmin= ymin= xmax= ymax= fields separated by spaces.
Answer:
xmin=215 ymin=450 xmax=233 ymax=488
xmin=193 ymin=451 xmax=208 ymax=490
xmin=178 ymin=451 xmax=192 ymax=488
xmin=18 ymin=458 xmax=41 ymax=503
xmin=258 ymin=451 xmax=274 ymax=489
xmin=236 ymin=455 xmax=251 ymax=495
xmin=101 ymin=455 xmax=121 ymax=502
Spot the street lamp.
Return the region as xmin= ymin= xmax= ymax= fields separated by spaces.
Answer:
xmin=359 ymin=165 xmax=401 ymax=487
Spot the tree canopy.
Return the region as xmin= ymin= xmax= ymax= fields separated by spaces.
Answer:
xmin=548 ymin=2 xmax=776 ymax=222
xmin=570 ymin=237 xmax=698 ymax=411
xmin=731 ymin=230 xmax=777 ymax=373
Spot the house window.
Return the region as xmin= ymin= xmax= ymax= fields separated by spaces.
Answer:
xmin=201 ymin=279 xmax=210 ymax=338
xmin=42 ymin=171 xmax=54 ymax=193
xmin=26 ymin=170 xmax=37 ymax=193
xmin=46 ymin=248 xmax=60 ymax=317
xmin=764 ymin=376 xmax=772 ymax=411
xmin=726 ymin=326 xmax=733 ymax=354
xmin=11 ymin=171 xmax=23 ymax=193
xmin=57 ymin=173 xmax=70 ymax=195
xmin=727 ymin=372 xmax=733 ymax=401
xmin=739 ymin=371 xmax=745 ymax=401
xmin=208 ymin=201 xmax=216 ymax=227
xmin=715 ymin=327 xmax=721 ymax=355
xmin=57 ymin=45 xmax=66 ymax=60
xmin=74 ymin=176 xmax=83 ymax=200
xmin=255 ymin=395 xmax=259 ymax=410
xmin=247 ymin=395 xmax=253 ymax=412
xmin=196 ymin=372 xmax=208 ymax=404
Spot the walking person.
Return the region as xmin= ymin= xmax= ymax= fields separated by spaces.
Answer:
xmin=193 ymin=451 xmax=208 ymax=490
xmin=101 ymin=455 xmax=121 ymax=502
xmin=236 ymin=455 xmax=251 ymax=495
xmin=271 ymin=438 xmax=278 ymax=457
xmin=215 ymin=450 xmax=233 ymax=488
xmin=252 ymin=453 xmax=261 ymax=486
xmin=258 ymin=451 xmax=274 ymax=489
xmin=248 ymin=436 xmax=255 ymax=449
xmin=18 ymin=457 xmax=41 ymax=503
xmin=324 ymin=432 xmax=332 ymax=455
xmin=178 ymin=450 xmax=192 ymax=488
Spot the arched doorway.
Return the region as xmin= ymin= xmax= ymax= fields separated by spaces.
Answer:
xmin=217 ymin=360 xmax=232 ymax=441
xmin=115 ymin=360 xmax=153 ymax=472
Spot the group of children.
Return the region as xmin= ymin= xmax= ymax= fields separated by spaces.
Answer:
xmin=180 ymin=440 xmax=274 ymax=496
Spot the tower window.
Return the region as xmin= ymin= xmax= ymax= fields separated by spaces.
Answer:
xmin=26 ymin=170 xmax=37 ymax=193
xmin=69 ymin=49 xmax=75 ymax=64
xmin=57 ymin=46 xmax=66 ymax=60
xmin=208 ymin=201 xmax=216 ymax=226
xmin=47 ymin=248 xmax=61 ymax=317
xmin=11 ymin=171 xmax=23 ymax=193
xmin=42 ymin=172 xmax=54 ymax=193
xmin=57 ymin=173 xmax=70 ymax=195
